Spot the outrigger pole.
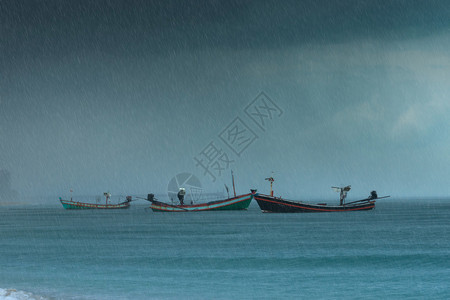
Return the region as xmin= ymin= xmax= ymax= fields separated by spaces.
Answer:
xmin=136 ymin=194 xmax=189 ymax=211
xmin=345 ymin=195 xmax=390 ymax=205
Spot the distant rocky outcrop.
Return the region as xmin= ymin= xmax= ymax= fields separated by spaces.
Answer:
xmin=0 ymin=169 xmax=19 ymax=203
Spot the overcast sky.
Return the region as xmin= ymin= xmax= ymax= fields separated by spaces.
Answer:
xmin=1 ymin=0 xmax=450 ymax=201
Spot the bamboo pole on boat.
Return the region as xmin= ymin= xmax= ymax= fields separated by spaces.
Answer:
xmin=232 ymin=170 xmax=236 ymax=197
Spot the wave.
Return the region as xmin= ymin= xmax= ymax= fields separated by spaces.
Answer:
xmin=0 ymin=288 xmax=48 ymax=300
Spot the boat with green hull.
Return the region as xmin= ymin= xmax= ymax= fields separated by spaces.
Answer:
xmin=148 ymin=192 xmax=254 ymax=212
xmin=59 ymin=192 xmax=131 ymax=209
xmin=146 ymin=171 xmax=253 ymax=212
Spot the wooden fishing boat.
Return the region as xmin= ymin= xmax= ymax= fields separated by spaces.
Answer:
xmin=254 ymin=193 xmax=376 ymax=212
xmin=59 ymin=192 xmax=131 ymax=209
xmin=145 ymin=171 xmax=253 ymax=212
xmin=253 ymin=177 xmax=388 ymax=213
xmin=148 ymin=192 xmax=254 ymax=212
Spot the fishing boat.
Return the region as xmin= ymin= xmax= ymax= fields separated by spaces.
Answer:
xmin=145 ymin=171 xmax=254 ymax=212
xmin=59 ymin=192 xmax=131 ymax=209
xmin=253 ymin=177 xmax=389 ymax=213
xmin=147 ymin=192 xmax=254 ymax=212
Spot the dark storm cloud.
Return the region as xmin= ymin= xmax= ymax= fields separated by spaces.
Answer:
xmin=2 ymin=0 xmax=450 ymax=61
xmin=1 ymin=0 xmax=450 ymax=199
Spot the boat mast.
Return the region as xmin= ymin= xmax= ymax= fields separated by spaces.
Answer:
xmin=265 ymin=176 xmax=275 ymax=196
xmin=231 ymin=170 xmax=236 ymax=197
xmin=104 ymin=192 xmax=111 ymax=205
xmin=224 ymin=184 xmax=230 ymax=199
xmin=332 ymin=185 xmax=351 ymax=206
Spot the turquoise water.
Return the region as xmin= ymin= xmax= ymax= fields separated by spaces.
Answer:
xmin=1 ymin=199 xmax=449 ymax=299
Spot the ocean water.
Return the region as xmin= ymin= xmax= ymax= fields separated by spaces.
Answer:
xmin=1 ymin=199 xmax=449 ymax=299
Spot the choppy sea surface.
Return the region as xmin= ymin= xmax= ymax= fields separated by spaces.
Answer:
xmin=1 ymin=198 xmax=449 ymax=299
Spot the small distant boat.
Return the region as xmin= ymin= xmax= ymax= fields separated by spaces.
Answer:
xmin=145 ymin=171 xmax=253 ymax=212
xmin=59 ymin=192 xmax=131 ymax=209
xmin=253 ymin=176 xmax=389 ymax=213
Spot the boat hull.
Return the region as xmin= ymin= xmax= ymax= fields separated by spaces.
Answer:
xmin=60 ymin=199 xmax=130 ymax=209
xmin=150 ymin=193 xmax=253 ymax=212
xmin=254 ymin=194 xmax=375 ymax=213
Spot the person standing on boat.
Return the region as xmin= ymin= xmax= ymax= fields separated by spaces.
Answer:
xmin=178 ymin=188 xmax=186 ymax=205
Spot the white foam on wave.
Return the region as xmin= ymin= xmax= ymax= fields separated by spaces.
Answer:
xmin=0 ymin=288 xmax=48 ymax=300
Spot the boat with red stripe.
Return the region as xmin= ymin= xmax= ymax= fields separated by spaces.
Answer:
xmin=148 ymin=192 xmax=254 ymax=212
xmin=253 ymin=176 xmax=389 ymax=213
xmin=144 ymin=171 xmax=253 ymax=212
